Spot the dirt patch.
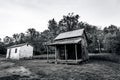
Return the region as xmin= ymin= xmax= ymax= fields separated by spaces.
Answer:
xmin=6 ymin=66 xmax=38 ymax=78
xmin=0 ymin=61 xmax=14 ymax=70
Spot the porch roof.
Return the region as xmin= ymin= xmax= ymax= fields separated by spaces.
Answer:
xmin=47 ymin=37 xmax=82 ymax=45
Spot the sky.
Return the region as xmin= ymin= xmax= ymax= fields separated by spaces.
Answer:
xmin=0 ymin=0 xmax=120 ymax=39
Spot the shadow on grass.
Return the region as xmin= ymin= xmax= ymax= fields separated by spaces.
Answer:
xmin=0 ymin=75 xmax=20 ymax=80
xmin=89 ymin=53 xmax=120 ymax=63
xmin=0 ymin=75 xmax=38 ymax=80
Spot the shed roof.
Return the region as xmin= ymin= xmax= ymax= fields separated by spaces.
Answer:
xmin=55 ymin=29 xmax=84 ymax=40
xmin=7 ymin=43 xmax=30 ymax=49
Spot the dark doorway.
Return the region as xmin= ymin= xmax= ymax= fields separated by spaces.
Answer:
xmin=67 ymin=44 xmax=76 ymax=59
xmin=58 ymin=45 xmax=65 ymax=59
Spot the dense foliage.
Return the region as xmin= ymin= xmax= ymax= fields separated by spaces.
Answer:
xmin=0 ymin=13 xmax=120 ymax=55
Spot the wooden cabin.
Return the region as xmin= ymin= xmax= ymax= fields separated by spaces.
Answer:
xmin=6 ymin=43 xmax=33 ymax=60
xmin=47 ymin=29 xmax=89 ymax=63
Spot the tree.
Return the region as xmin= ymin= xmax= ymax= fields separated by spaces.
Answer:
xmin=108 ymin=25 xmax=118 ymax=34
xmin=103 ymin=27 xmax=108 ymax=34
xmin=13 ymin=33 xmax=20 ymax=44
xmin=19 ymin=33 xmax=25 ymax=43
xmin=48 ymin=18 xmax=58 ymax=38
xmin=0 ymin=41 xmax=6 ymax=55
xmin=26 ymin=28 xmax=38 ymax=42
xmin=40 ymin=30 xmax=52 ymax=42
xmin=103 ymin=25 xmax=119 ymax=53
xmin=58 ymin=13 xmax=79 ymax=32
xmin=114 ymin=32 xmax=120 ymax=55
xmin=3 ymin=36 xmax=14 ymax=45
xmin=104 ymin=25 xmax=118 ymax=34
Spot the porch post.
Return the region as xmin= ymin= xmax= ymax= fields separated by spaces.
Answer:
xmin=75 ymin=44 xmax=78 ymax=62
xmin=46 ymin=46 xmax=49 ymax=62
xmin=55 ymin=45 xmax=57 ymax=64
xmin=65 ymin=44 xmax=67 ymax=62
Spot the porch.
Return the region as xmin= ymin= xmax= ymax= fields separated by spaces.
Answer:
xmin=46 ymin=44 xmax=84 ymax=64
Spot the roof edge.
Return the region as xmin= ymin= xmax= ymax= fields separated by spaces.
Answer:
xmin=7 ymin=43 xmax=31 ymax=49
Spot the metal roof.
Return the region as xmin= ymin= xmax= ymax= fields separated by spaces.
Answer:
xmin=55 ymin=29 xmax=84 ymax=40
xmin=48 ymin=37 xmax=82 ymax=45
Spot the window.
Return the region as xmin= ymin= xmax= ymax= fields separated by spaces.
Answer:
xmin=15 ymin=48 xmax=17 ymax=53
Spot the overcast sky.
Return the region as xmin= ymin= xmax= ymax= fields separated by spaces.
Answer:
xmin=0 ymin=0 xmax=120 ymax=39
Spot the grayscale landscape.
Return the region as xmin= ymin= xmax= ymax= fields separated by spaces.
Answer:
xmin=0 ymin=0 xmax=120 ymax=80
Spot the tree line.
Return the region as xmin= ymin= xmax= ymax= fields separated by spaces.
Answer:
xmin=0 ymin=13 xmax=120 ymax=55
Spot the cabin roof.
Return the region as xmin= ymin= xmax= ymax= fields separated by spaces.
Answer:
xmin=55 ymin=29 xmax=84 ymax=40
xmin=7 ymin=43 xmax=30 ymax=49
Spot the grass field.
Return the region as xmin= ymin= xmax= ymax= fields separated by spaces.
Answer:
xmin=0 ymin=53 xmax=120 ymax=80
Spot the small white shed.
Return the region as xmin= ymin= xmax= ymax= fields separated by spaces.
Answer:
xmin=6 ymin=43 xmax=33 ymax=60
